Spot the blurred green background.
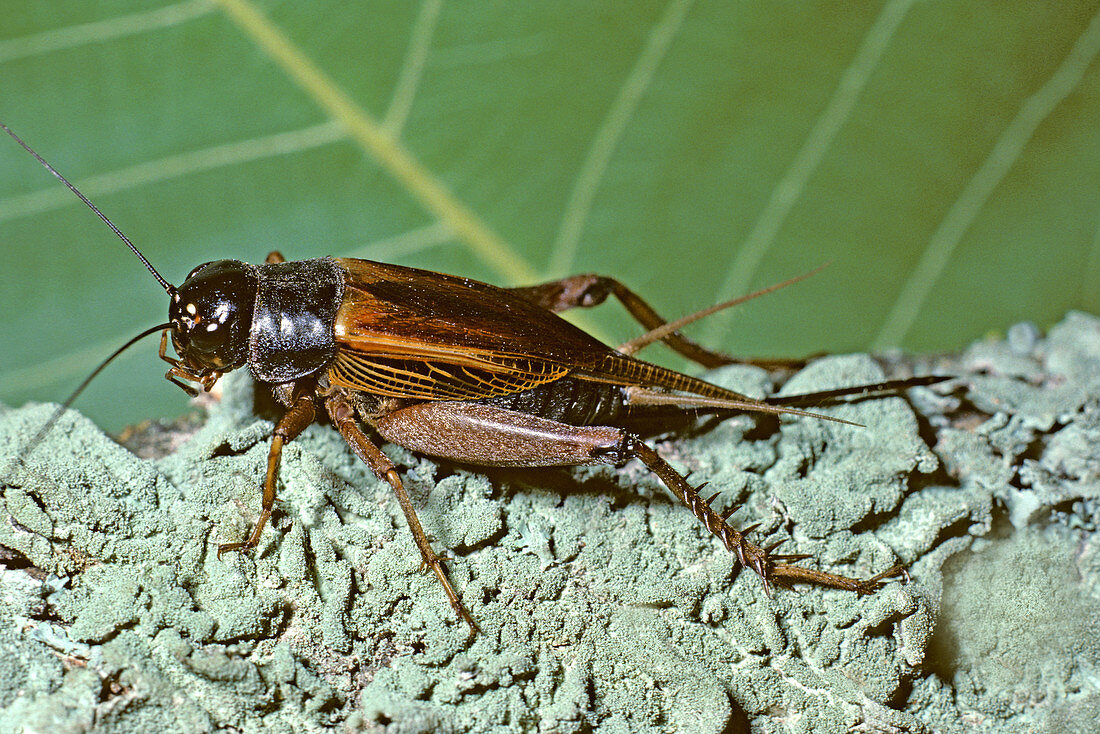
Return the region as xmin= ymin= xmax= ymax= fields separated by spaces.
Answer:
xmin=1 ymin=0 xmax=1098 ymax=431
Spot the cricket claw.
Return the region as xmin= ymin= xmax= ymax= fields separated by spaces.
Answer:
xmin=848 ymin=563 xmax=910 ymax=595
xmin=217 ymin=540 xmax=255 ymax=560
xmin=763 ymin=559 xmax=911 ymax=596
xmin=732 ymin=533 xmax=907 ymax=598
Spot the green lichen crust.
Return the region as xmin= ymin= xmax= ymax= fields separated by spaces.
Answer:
xmin=1 ymin=313 xmax=1098 ymax=733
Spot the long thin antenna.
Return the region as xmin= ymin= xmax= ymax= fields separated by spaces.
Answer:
xmin=2 ymin=323 xmax=173 ymax=485
xmin=616 ymin=263 xmax=829 ymax=356
xmin=0 ymin=121 xmax=175 ymax=295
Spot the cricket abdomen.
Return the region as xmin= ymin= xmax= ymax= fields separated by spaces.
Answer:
xmin=478 ymin=376 xmax=627 ymax=427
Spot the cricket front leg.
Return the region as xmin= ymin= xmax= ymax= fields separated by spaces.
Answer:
xmin=324 ymin=394 xmax=479 ymax=636
xmin=219 ymin=386 xmax=316 ymax=556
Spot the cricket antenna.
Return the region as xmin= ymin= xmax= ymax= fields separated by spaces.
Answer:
xmin=0 ymin=121 xmax=175 ymax=295
xmin=1 ymin=322 xmax=173 ymax=486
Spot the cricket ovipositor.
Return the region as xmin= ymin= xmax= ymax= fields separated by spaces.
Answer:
xmin=3 ymin=122 xmax=944 ymax=636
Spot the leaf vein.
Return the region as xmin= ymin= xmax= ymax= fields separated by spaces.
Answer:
xmin=548 ymin=0 xmax=695 ymax=277
xmin=382 ymin=0 xmax=443 ymax=137
xmin=211 ymin=0 xmax=537 ymax=284
xmin=0 ymin=122 xmax=347 ymax=224
xmin=0 ymin=0 xmax=215 ymax=64
xmin=704 ymin=0 xmax=913 ymax=345
xmin=873 ymin=7 xmax=1100 ymax=348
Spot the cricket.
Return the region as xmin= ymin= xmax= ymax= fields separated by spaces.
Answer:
xmin=2 ymin=121 xmax=943 ymax=636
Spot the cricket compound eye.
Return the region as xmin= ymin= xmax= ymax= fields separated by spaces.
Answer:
xmin=168 ymin=259 xmax=258 ymax=371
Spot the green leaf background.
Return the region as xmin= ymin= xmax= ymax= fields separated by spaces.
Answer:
xmin=2 ymin=0 xmax=1098 ymax=431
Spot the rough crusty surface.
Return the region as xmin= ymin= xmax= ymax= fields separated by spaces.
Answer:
xmin=1 ymin=312 xmax=1098 ymax=733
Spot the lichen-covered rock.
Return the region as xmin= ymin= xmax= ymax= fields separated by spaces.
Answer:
xmin=1 ymin=312 xmax=1098 ymax=733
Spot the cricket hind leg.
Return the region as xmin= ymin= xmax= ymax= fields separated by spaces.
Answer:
xmin=323 ymin=393 xmax=479 ymax=637
xmin=509 ymin=274 xmax=812 ymax=371
xmin=508 ymin=274 xmax=739 ymax=369
xmin=370 ymin=399 xmax=902 ymax=597
xmin=622 ymin=435 xmax=906 ymax=595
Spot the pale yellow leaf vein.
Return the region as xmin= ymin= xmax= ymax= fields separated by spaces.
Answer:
xmin=703 ymin=0 xmax=912 ymax=344
xmin=342 ymin=220 xmax=454 ymax=261
xmin=0 ymin=330 xmax=149 ymax=395
xmin=429 ymin=33 xmax=549 ymax=69
xmin=872 ymin=8 xmax=1100 ymax=348
xmin=548 ymin=0 xmax=695 ymax=277
xmin=0 ymin=121 xmax=347 ymax=224
xmin=382 ymin=0 xmax=443 ymax=137
xmin=212 ymin=0 xmax=538 ymax=285
xmin=0 ymin=0 xmax=215 ymax=64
